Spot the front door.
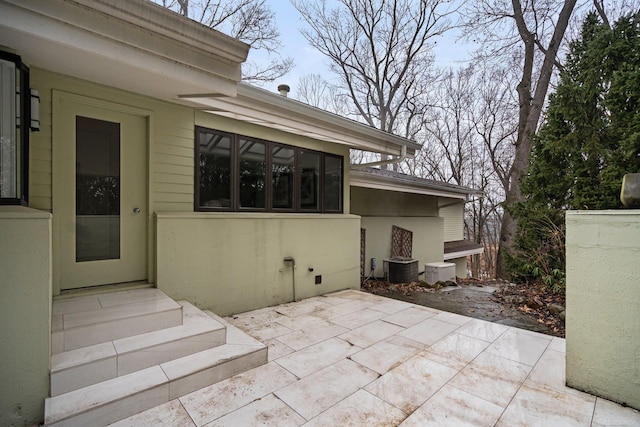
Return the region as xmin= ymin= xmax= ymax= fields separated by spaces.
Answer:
xmin=53 ymin=93 xmax=148 ymax=290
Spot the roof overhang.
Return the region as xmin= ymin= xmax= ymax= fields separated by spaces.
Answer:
xmin=182 ymin=84 xmax=422 ymax=157
xmin=443 ymin=240 xmax=484 ymax=259
xmin=350 ymin=168 xmax=482 ymax=200
xmin=0 ymin=0 xmax=249 ymax=101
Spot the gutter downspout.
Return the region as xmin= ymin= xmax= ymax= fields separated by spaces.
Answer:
xmin=350 ymin=145 xmax=407 ymax=169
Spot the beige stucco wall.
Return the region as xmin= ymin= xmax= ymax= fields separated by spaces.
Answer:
xmin=156 ymin=213 xmax=360 ymax=316
xmin=360 ymin=217 xmax=444 ymax=279
xmin=565 ymin=210 xmax=640 ymax=410
xmin=0 ymin=206 xmax=52 ymax=426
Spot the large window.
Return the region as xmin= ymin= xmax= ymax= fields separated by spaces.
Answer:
xmin=0 ymin=52 xmax=29 ymax=205
xmin=196 ymin=127 xmax=343 ymax=213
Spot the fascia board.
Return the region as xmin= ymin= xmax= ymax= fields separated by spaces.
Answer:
xmin=189 ymin=95 xmax=417 ymax=155
xmin=238 ymin=84 xmax=422 ymax=152
xmin=443 ymin=248 xmax=485 ymax=259
xmin=1 ymin=0 xmax=248 ymax=97
xmin=349 ymin=173 xmax=470 ymax=200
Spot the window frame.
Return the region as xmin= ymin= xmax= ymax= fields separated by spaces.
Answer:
xmin=0 ymin=51 xmax=29 ymax=206
xmin=195 ymin=126 xmax=343 ymax=214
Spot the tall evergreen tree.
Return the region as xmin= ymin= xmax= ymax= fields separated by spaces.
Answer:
xmin=508 ymin=11 xmax=640 ymax=287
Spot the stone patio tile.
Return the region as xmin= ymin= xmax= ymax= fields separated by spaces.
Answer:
xmin=495 ymin=383 xmax=596 ymax=427
xmin=448 ymin=351 xmax=531 ymax=407
xmin=399 ymin=384 xmax=504 ymax=427
xmin=365 ymin=354 xmax=458 ymax=414
xmin=382 ymin=306 xmax=438 ymax=328
xmin=272 ymin=300 xmax=332 ymax=317
xmin=323 ymin=299 xmax=377 ymax=316
xmin=330 ymin=308 xmax=387 ymax=329
xmin=456 ymin=318 xmax=509 ymax=342
xmin=179 ymin=362 xmax=297 ymax=426
xmin=263 ymin=338 xmax=295 ymax=361
xmin=274 ymin=359 xmax=378 ymax=421
xmin=548 ymin=336 xmax=566 ymax=353
xmin=275 ymin=314 xmax=331 ymax=331
xmin=369 ymin=298 xmax=414 ymax=314
xmin=432 ymin=311 xmax=473 ymax=326
xmin=305 ymin=389 xmax=407 ymax=427
xmin=397 ymin=318 xmax=460 ymax=346
xmin=339 ymin=320 xmax=404 ymax=348
xmin=526 ymin=348 xmax=595 ymax=399
xmin=228 ymin=308 xmax=285 ymax=330
xmin=310 ymin=295 xmax=354 ymax=306
xmin=275 ymin=337 xmax=360 ymax=378
xmin=275 ymin=323 xmax=348 ymax=351
xmin=244 ymin=322 xmax=293 ymax=341
xmin=349 ymin=336 xmax=421 ymax=375
xmin=485 ymin=328 xmax=551 ymax=366
xmin=592 ymin=398 xmax=640 ymax=427
xmin=421 ymin=332 xmax=490 ymax=370
xmin=107 ymin=399 xmax=195 ymax=427
xmin=202 ymin=393 xmax=305 ymax=427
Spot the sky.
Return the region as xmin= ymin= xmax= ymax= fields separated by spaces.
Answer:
xmin=252 ymin=0 xmax=474 ymax=96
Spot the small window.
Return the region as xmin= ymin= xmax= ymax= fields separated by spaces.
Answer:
xmin=0 ymin=52 xmax=29 ymax=205
xmin=195 ymin=127 xmax=343 ymax=213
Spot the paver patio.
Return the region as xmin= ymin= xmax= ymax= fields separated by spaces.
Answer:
xmin=109 ymin=290 xmax=640 ymax=426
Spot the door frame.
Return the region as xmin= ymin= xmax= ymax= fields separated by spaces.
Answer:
xmin=52 ymin=91 xmax=153 ymax=294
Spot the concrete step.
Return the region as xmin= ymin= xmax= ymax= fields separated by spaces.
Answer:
xmin=50 ymin=302 xmax=227 ymax=396
xmin=52 ymin=288 xmax=183 ymax=353
xmin=44 ymin=342 xmax=268 ymax=426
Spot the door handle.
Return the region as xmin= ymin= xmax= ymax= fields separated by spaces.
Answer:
xmin=133 ymin=207 xmax=141 ymax=214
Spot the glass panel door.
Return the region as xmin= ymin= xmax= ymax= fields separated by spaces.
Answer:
xmin=75 ymin=116 xmax=120 ymax=262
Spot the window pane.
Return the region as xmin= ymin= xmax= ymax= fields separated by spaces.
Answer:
xmin=199 ymin=130 xmax=232 ymax=208
xmin=76 ymin=116 xmax=120 ymax=261
xmin=0 ymin=59 xmax=17 ymax=199
xmin=239 ymin=138 xmax=266 ymax=208
xmin=272 ymin=145 xmax=295 ymax=209
xmin=324 ymin=155 xmax=343 ymax=212
xmin=300 ymin=151 xmax=320 ymax=210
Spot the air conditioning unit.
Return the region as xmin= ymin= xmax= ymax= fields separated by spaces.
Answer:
xmin=425 ymin=262 xmax=456 ymax=285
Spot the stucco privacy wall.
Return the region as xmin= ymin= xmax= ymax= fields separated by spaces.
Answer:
xmin=361 ymin=217 xmax=444 ymax=278
xmin=156 ymin=213 xmax=360 ymax=316
xmin=565 ymin=210 xmax=640 ymax=410
xmin=0 ymin=207 xmax=52 ymax=426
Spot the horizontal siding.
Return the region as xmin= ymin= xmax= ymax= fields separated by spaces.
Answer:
xmin=439 ymin=201 xmax=464 ymax=242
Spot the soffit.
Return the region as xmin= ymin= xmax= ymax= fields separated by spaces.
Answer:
xmin=184 ymin=84 xmax=422 ymax=157
xmin=0 ymin=0 xmax=249 ymax=100
xmin=350 ymin=168 xmax=481 ymax=200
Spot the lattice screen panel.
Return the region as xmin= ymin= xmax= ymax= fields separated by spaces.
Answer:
xmin=360 ymin=228 xmax=366 ymax=279
xmin=391 ymin=225 xmax=413 ymax=258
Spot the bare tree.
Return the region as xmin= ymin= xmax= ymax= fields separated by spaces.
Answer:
xmin=463 ymin=0 xmax=578 ymax=278
xmin=295 ymin=74 xmax=350 ymax=116
xmin=293 ymin=0 xmax=455 ymax=142
xmin=153 ymin=0 xmax=293 ymax=82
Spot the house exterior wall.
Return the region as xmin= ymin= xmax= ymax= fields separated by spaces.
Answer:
xmin=156 ymin=213 xmax=360 ymax=316
xmin=360 ymin=217 xmax=444 ymax=279
xmin=351 ymin=186 xmax=438 ymax=217
xmin=30 ymin=68 xmax=354 ymax=306
xmin=0 ymin=206 xmax=52 ymax=426
xmin=565 ymin=210 xmax=640 ymax=410
xmin=438 ymin=200 xmax=464 ymax=242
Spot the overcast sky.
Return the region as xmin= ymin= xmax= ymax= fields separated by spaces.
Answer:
xmin=252 ymin=0 xmax=474 ymax=96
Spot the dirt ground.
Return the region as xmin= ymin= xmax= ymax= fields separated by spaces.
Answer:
xmin=362 ymin=277 xmax=566 ymax=338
